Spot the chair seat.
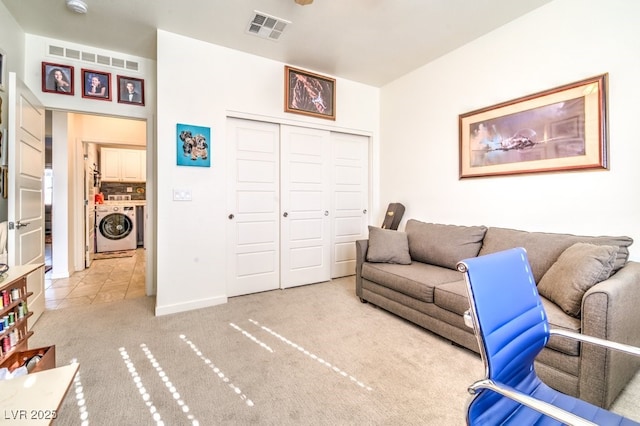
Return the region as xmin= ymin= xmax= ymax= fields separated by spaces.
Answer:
xmin=469 ymin=370 xmax=640 ymax=425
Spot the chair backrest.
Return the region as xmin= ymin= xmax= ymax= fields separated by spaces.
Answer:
xmin=458 ymin=247 xmax=550 ymax=392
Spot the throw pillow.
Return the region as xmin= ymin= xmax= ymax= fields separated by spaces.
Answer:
xmin=366 ymin=226 xmax=411 ymax=265
xmin=537 ymin=242 xmax=618 ymax=317
xmin=405 ymin=220 xmax=487 ymax=270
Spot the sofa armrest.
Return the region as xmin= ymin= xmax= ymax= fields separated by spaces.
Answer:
xmin=355 ymin=239 xmax=369 ymax=298
xmin=579 ymin=260 xmax=640 ymax=407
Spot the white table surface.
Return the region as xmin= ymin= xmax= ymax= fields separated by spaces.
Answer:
xmin=0 ymin=363 xmax=79 ymax=425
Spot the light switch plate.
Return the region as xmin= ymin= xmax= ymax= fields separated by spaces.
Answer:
xmin=173 ymin=189 xmax=192 ymax=201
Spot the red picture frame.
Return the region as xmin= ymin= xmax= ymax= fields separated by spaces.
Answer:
xmin=41 ymin=62 xmax=74 ymax=95
xmin=117 ymin=75 xmax=145 ymax=106
xmin=82 ymin=69 xmax=111 ymax=101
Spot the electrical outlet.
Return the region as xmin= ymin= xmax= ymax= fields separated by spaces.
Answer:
xmin=126 ymin=187 xmax=133 ymax=192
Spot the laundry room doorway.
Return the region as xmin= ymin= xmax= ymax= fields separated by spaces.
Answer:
xmin=47 ymin=111 xmax=151 ymax=309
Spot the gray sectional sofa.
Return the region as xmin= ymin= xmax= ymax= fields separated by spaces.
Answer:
xmin=355 ymin=219 xmax=640 ymax=408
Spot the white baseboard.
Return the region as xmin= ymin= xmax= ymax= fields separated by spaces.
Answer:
xmin=155 ymin=295 xmax=227 ymax=316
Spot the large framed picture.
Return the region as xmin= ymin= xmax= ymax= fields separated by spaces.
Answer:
xmin=117 ymin=75 xmax=145 ymax=106
xmin=82 ymin=69 xmax=111 ymax=101
xmin=284 ymin=65 xmax=335 ymax=120
xmin=459 ymin=74 xmax=608 ymax=178
xmin=42 ymin=62 xmax=74 ymax=95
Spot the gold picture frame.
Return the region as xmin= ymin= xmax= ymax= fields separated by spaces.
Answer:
xmin=459 ymin=74 xmax=608 ymax=178
xmin=284 ymin=66 xmax=336 ymax=120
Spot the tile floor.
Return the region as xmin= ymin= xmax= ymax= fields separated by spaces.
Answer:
xmin=44 ymin=248 xmax=146 ymax=310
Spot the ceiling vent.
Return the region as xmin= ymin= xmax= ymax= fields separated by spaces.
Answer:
xmin=246 ymin=11 xmax=290 ymax=41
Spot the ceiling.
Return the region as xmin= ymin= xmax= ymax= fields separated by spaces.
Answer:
xmin=2 ymin=0 xmax=552 ymax=87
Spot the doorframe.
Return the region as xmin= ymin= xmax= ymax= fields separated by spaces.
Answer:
xmin=47 ymin=110 xmax=156 ymax=296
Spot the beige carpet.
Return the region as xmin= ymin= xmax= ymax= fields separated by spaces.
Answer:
xmin=29 ymin=276 xmax=640 ymax=425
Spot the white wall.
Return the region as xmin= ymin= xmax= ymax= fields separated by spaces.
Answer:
xmin=156 ymin=30 xmax=380 ymax=315
xmin=380 ymin=0 xmax=640 ymax=261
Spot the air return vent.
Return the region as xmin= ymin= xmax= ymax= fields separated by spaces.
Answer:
xmin=47 ymin=43 xmax=140 ymax=72
xmin=246 ymin=11 xmax=290 ymax=41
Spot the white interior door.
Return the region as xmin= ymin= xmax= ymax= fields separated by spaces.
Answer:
xmin=280 ymin=125 xmax=331 ymax=289
xmin=226 ymin=118 xmax=280 ymax=297
xmin=7 ymin=72 xmax=46 ymax=325
xmin=331 ymin=132 xmax=369 ymax=278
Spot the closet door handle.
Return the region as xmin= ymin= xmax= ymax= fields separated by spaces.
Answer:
xmin=363 ymin=209 xmax=367 ymax=214
xmin=324 ymin=211 xmax=329 ymax=216
xmin=283 ymin=212 xmax=288 ymax=218
xmin=228 ymin=214 xmax=234 ymax=220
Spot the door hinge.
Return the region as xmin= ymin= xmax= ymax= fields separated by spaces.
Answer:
xmin=8 ymin=222 xmax=14 ymax=230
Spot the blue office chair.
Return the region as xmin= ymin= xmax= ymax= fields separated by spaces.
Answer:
xmin=457 ymin=247 xmax=640 ymax=426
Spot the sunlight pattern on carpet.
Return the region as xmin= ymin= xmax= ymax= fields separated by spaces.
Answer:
xmin=229 ymin=322 xmax=274 ymax=353
xmin=69 ymin=359 xmax=89 ymax=426
xmin=119 ymin=347 xmax=164 ymax=425
xmin=179 ymin=334 xmax=254 ymax=407
xmin=248 ymin=318 xmax=373 ymax=392
xmin=140 ymin=343 xmax=198 ymax=424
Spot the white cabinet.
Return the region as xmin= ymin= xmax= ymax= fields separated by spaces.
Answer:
xmin=101 ymin=148 xmax=146 ymax=182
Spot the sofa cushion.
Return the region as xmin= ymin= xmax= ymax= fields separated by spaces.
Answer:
xmin=479 ymin=227 xmax=632 ymax=282
xmin=433 ymin=280 xmax=469 ymax=316
xmin=366 ymin=226 xmax=411 ymax=264
xmin=538 ymin=243 xmax=617 ymax=317
xmin=405 ymin=220 xmax=487 ymax=270
xmin=541 ymin=296 xmax=581 ymax=356
xmin=361 ymin=262 xmax=461 ymax=303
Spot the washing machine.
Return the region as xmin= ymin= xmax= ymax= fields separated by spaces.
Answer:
xmin=95 ymin=205 xmax=137 ymax=252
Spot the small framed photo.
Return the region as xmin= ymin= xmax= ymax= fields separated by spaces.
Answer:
xmin=0 ymin=48 xmax=6 ymax=92
xmin=82 ymin=69 xmax=111 ymax=101
xmin=42 ymin=62 xmax=74 ymax=95
xmin=285 ymin=65 xmax=336 ymax=120
xmin=117 ymin=75 xmax=145 ymax=106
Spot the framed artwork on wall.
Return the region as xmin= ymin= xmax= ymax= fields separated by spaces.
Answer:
xmin=41 ymin=62 xmax=74 ymax=95
xmin=0 ymin=48 xmax=6 ymax=92
xmin=284 ymin=65 xmax=336 ymax=120
xmin=459 ymin=73 xmax=608 ymax=178
xmin=176 ymin=123 xmax=210 ymax=167
xmin=117 ymin=75 xmax=145 ymax=106
xmin=82 ymin=69 xmax=111 ymax=101
xmin=1 ymin=166 xmax=7 ymax=199
xmin=0 ymin=127 xmax=5 ymax=165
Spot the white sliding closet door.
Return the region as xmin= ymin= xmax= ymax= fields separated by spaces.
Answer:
xmin=280 ymin=125 xmax=331 ymax=289
xmin=331 ymin=132 xmax=369 ymax=278
xmin=227 ymin=118 xmax=368 ymax=296
xmin=226 ymin=118 xmax=280 ymax=297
